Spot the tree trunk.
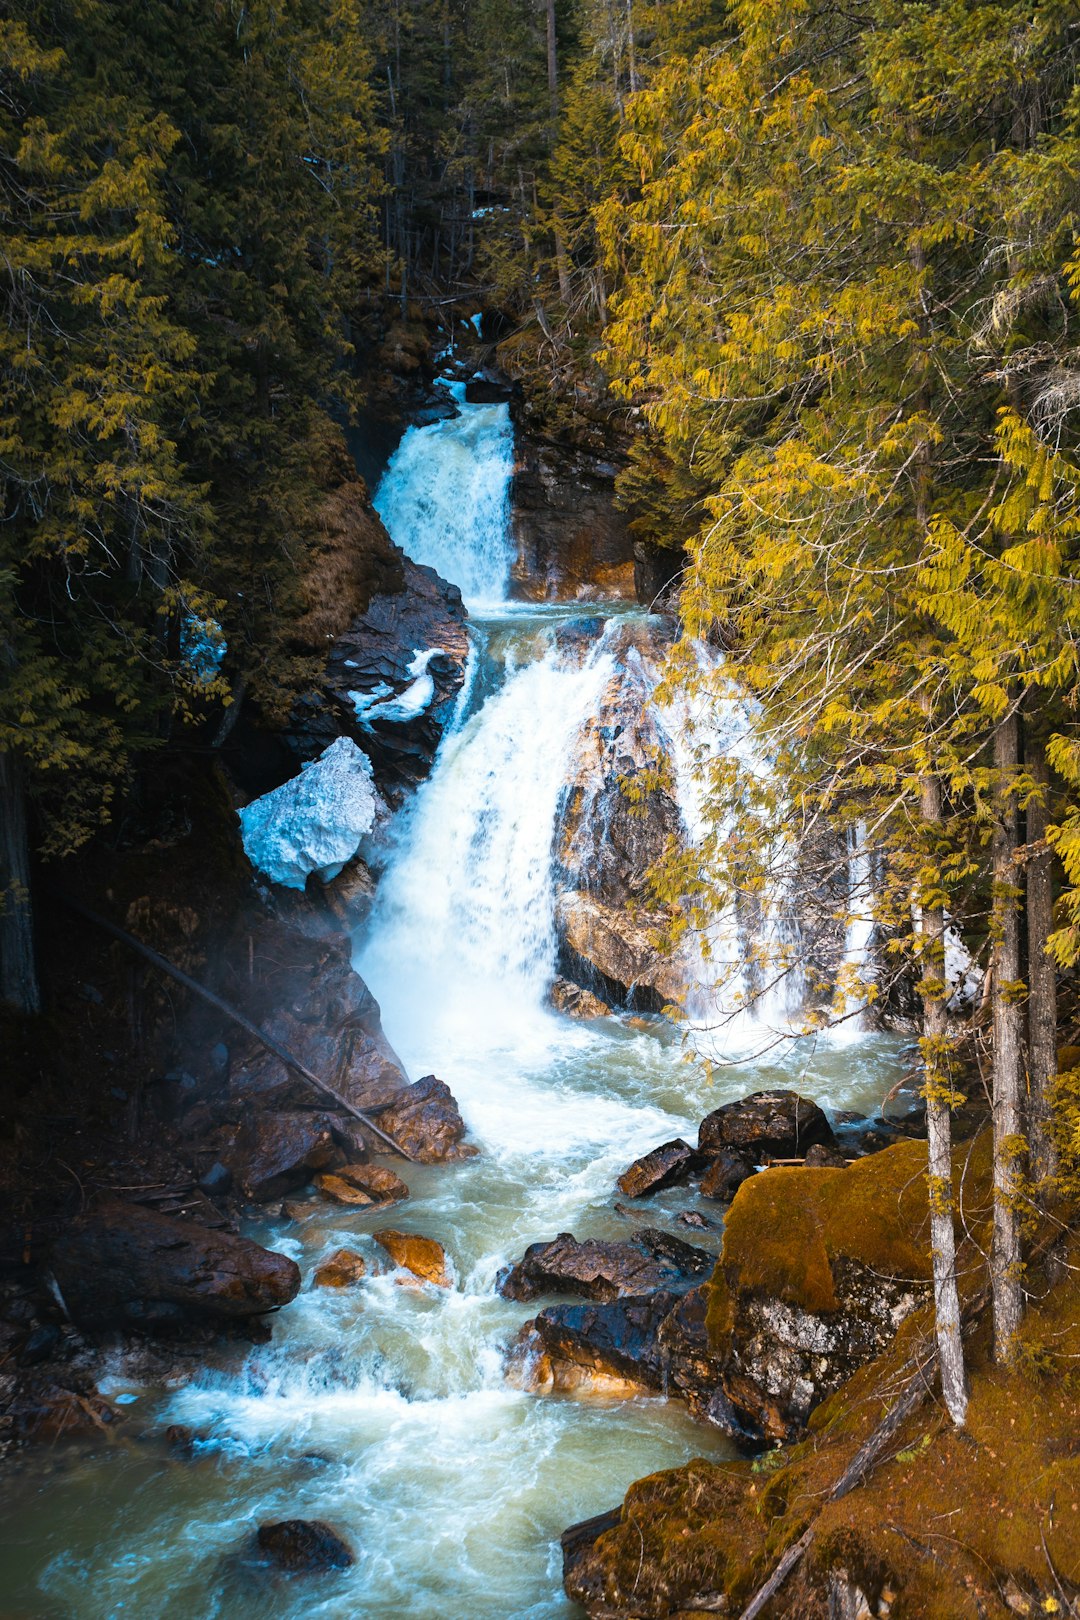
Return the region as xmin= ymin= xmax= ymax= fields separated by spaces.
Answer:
xmin=1026 ymin=740 xmax=1058 ymax=1197
xmin=0 ymin=750 xmax=41 ymax=1016
xmin=919 ymin=768 xmax=968 ymax=1425
xmin=545 ymin=0 xmax=558 ymax=123
xmin=992 ymin=706 xmax=1026 ymax=1362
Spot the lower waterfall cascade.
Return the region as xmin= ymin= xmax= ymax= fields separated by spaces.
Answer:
xmin=0 ymin=376 xmax=908 ymax=1620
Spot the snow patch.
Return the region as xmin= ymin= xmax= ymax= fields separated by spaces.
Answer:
xmin=237 ymin=737 xmax=378 ymax=891
xmin=351 ymin=647 xmax=443 ymax=729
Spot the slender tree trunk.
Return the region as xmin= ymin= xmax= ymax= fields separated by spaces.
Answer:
xmin=920 ymin=766 xmax=967 ymax=1425
xmin=0 ymin=750 xmax=41 ymax=1016
xmin=1026 ymin=739 xmax=1058 ymax=1197
xmin=992 ymin=706 xmax=1026 ymax=1362
xmin=545 ymin=0 xmax=558 ymax=123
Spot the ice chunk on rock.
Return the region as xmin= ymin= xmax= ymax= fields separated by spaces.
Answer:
xmin=238 ymin=737 xmax=378 ymax=891
xmin=351 ymin=647 xmax=442 ymax=729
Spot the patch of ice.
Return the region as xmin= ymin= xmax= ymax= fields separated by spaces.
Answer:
xmin=237 ymin=736 xmax=378 ymax=891
xmin=353 ymin=648 xmax=443 ymax=729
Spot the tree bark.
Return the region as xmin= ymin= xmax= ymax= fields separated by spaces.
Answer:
xmin=0 ymin=750 xmax=41 ymax=1015
xmin=919 ymin=767 xmax=967 ymax=1425
xmin=992 ymin=706 xmax=1026 ymax=1362
xmin=1026 ymin=740 xmax=1058 ymax=1196
xmin=545 ymin=0 xmax=558 ymax=123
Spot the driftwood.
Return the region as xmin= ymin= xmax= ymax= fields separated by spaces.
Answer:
xmin=53 ymin=891 xmax=417 ymax=1163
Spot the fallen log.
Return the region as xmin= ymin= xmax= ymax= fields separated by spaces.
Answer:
xmin=51 ymin=890 xmax=417 ymax=1162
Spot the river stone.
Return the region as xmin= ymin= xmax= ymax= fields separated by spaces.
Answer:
xmin=313 ymin=1248 xmax=367 ymax=1288
xmin=526 ymin=1292 xmax=679 ymax=1392
xmin=698 ymin=1088 xmax=835 ymax=1161
xmin=498 ymin=1229 xmax=713 ymax=1305
xmin=227 ymin=1111 xmax=342 ymax=1202
xmin=804 ymin=1142 xmax=850 ymax=1168
xmin=698 ymin=1148 xmax=756 ymax=1203
xmin=550 ymin=977 xmax=611 ymax=1019
xmin=314 ymin=1163 xmax=408 ymax=1207
xmin=369 ymin=1075 xmax=474 ymax=1163
xmin=255 ymin=1519 xmax=355 ymax=1572
xmin=374 ymin=1229 xmax=451 ymax=1287
xmin=50 ymin=1202 xmax=300 ymax=1328
xmin=616 ymin=1138 xmax=700 ymax=1198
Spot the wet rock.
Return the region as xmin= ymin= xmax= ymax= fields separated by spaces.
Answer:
xmin=373 ymin=1229 xmax=451 ymax=1288
xmin=527 ymin=1292 xmax=677 ymax=1393
xmin=314 ymin=1163 xmax=408 ymax=1208
xmin=369 ymin=1075 xmax=474 ymax=1163
xmin=18 ymin=1324 xmax=61 ymax=1366
xmin=198 ymin=1161 xmax=233 ymax=1196
xmin=675 ymin=1210 xmax=717 ymax=1231
xmin=617 ymin=1139 xmax=700 ymax=1198
xmin=10 ymin=1380 xmax=119 ymax=1440
xmin=499 ymin=1229 xmax=713 ymax=1305
xmin=164 ymin=1422 xmax=199 ymax=1454
xmin=804 ymin=1142 xmax=850 ymax=1168
xmin=698 ymin=1149 xmax=756 ymax=1203
xmin=227 ymin=1112 xmax=342 ymax=1202
xmin=51 ymin=1202 xmax=301 ymax=1329
xmin=313 ymin=1248 xmax=367 ymax=1289
xmin=560 ymin=1506 xmax=623 ymax=1590
xmin=555 ymin=892 xmax=682 ymax=1012
xmin=550 ymin=977 xmax=611 ymax=1019
xmin=698 ymin=1089 xmax=835 ymax=1162
xmin=255 ymin=1519 xmax=355 ymax=1573
xmin=510 ymin=425 xmax=635 ymax=602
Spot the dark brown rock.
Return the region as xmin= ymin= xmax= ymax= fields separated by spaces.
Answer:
xmin=11 ymin=1380 xmax=119 ymax=1441
xmin=550 ymin=977 xmax=611 ymax=1019
xmin=227 ymin=1112 xmax=342 ymax=1202
xmin=804 ymin=1142 xmax=850 ymax=1168
xmin=314 ymin=1163 xmax=408 ymax=1208
xmin=528 ymin=1291 xmax=678 ymax=1392
xmin=373 ymin=1229 xmax=451 ymax=1287
xmin=50 ymin=1202 xmax=300 ymax=1330
xmin=616 ymin=1138 xmax=700 ymax=1198
xmin=698 ymin=1149 xmax=756 ymax=1203
xmin=313 ymin=1248 xmax=367 ymax=1289
xmin=510 ymin=427 xmax=635 ymax=601
xmin=698 ymin=1089 xmax=835 ymax=1161
xmin=255 ymin=1520 xmax=354 ymax=1572
xmin=560 ymin=1507 xmax=623 ymax=1590
xmin=499 ymin=1228 xmax=713 ymax=1305
xmin=369 ymin=1075 xmax=474 ymax=1164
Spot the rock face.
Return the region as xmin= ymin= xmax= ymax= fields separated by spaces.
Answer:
xmin=255 ymin=1520 xmax=354 ymax=1573
xmin=549 ymin=976 xmax=611 ymax=1019
xmin=227 ymin=1112 xmax=342 ymax=1202
xmin=616 ymin=1139 xmax=700 ymax=1199
xmin=374 ymin=1229 xmax=451 ymax=1287
xmin=313 ymin=1248 xmax=367 ymax=1288
xmin=314 ymin=1163 xmax=409 ymax=1208
xmin=703 ymin=1140 xmax=936 ymax=1443
xmin=499 ymin=1229 xmax=714 ymax=1305
xmin=553 ymin=622 xmax=685 ymax=1010
xmin=510 ymin=428 xmax=635 ymax=601
xmin=237 ymin=737 xmax=379 ymax=891
xmin=698 ymin=1088 xmax=836 ymax=1162
xmin=367 ymin=1074 xmax=474 ymax=1163
xmin=51 ymin=1202 xmax=300 ymax=1329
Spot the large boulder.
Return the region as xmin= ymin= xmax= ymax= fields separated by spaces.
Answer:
xmin=237 ymin=737 xmax=380 ymax=891
xmin=254 ymin=1520 xmax=354 ymax=1573
xmin=366 ymin=1074 xmax=474 ymax=1163
xmin=553 ymin=623 xmax=686 ymax=1011
xmin=698 ymin=1089 xmax=835 ymax=1162
xmin=313 ymin=1248 xmax=367 ymax=1289
xmin=314 ymin=1162 xmax=409 ymax=1208
xmin=227 ymin=1111 xmax=342 ymax=1202
xmin=374 ymin=1229 xmax=451 ymax=1288
xmin=51 ymin=1203 xmax=300 ymax=1330
xmin=524 ymin=1292 xmax=678 ymax=1395
xmin=499 ymin=1228 xmax=714 ymax=1305
xmin=617 ymin=1139 xmax=701 ymax=1199
xmin=703 ymin=1140 xmax=940 ymax=1443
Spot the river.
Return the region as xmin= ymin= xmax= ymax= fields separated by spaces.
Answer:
xmin=0 ymin=374 xmax=906 ymax=1618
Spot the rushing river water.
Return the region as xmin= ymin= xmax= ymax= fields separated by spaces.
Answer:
xmin=0 ymin=380 xmax=908 ymax=1618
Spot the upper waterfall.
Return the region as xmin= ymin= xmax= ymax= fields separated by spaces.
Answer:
xmin=373 ymin=381 xmax=515 ymax=610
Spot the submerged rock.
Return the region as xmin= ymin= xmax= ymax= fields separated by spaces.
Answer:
xmin=374 ymin=1229 xmax=451 ymax=1288
xmin=313 ymin=1248 xmax=367 ymax=1289
xmin=499 ymin=1229 xmax=713 ymax=1305
xmin=698 ymin=1088 xmax=835 ymax=1162
xmin=238 ymin=737 xmax=379 ymax=890
xmin=314 ymin=1163 xmax=409 ymax=1208
xmin=255 ymin=1519 xmax=355 ymax=1572
xmin=51 ymin=1202 xmax=300 ymax=1330
xmin=616 ymin=1138 xmax=700 ymax=1198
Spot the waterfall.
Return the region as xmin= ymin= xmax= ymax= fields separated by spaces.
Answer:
xmin=373 ymin=381 xmax=515 ymax=609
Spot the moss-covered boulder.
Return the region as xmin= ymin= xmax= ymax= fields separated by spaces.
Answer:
xmin=704 ymin=1139 xmax=939 ymax=1443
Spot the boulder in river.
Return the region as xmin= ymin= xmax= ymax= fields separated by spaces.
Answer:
xmin=227 ymin=1111 xmax=342 ymax=1202
xmin=616 ymin=1138 xmax=700 ymax=1198
xmin=255 ymin=1519 xmax=355 ymax=1572
xmin=499 ymin=1229 xmax=713 ymax=1305
xmin=698 ymin=1088 xmax=835 ymax=1162
xmin=523 ymin=1292 xmax=678 ymax=1395
xmin=549 ymin=976 xmax=611 ymax=1019
xmin=374 ymin=1229 xmax=451 ymax=1288
xmin=698 ymin=1148 xmax=756 ymax=1203
xmin=368 ymin=1074 xmax=475 ymax=1163
xmin=313 ymin=1248 xmax=367 ymax=1289
xmin=51 ymin=1202 xmax=300 ymax=1330
xmin=314 ymin=1163 xmax=409 ymax=1208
